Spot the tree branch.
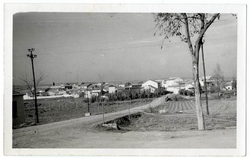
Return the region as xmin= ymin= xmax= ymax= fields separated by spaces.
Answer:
xmin=182 ymin=13 xmax=194 ymax=56
xmin=198 ymin=13 xmax=220 ymax=40
xmin=195 ymin=13 xmax=220 ymax=59
xmin=36 ymin=71 xmax=48 ymax=86
xmin=19 ymin=70 xmax=48 ymax=94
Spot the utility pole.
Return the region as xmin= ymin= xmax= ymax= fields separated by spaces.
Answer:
xmin=201 ymin=37 xmax=209 ymax=115
xmin=84 ymin=84 xmax=91 ymax=117
xmin=101 ymin=83 xmax=104 ymax=123
xmin=129 ymin=87 xmax=131 ymax=120
xmin=87 ymin=84 xmax=90 ymax=113
xmin=27 ymin=48 xmax=39 ymax=123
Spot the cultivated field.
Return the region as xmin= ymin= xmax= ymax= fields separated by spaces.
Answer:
xmin=98 ymin=98 xmax=236 ymax=131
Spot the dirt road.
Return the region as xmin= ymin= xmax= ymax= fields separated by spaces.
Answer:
xmin=13 ymin=96 xmax=236 ymax=149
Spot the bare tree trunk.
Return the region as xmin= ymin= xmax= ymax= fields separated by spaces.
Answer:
xmin=182 ymin=13 xmax=205 ymax=131
xmin=192 ymin=58 xmax=205 ymax=130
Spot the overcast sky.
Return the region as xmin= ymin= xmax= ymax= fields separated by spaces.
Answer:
xmin=13 ymin=13 xmax=237 ymax=85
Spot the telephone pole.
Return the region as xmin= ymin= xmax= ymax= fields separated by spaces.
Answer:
xmin=201 ymin=38 xmax=209 ymax=115
xmin=101 ymin=82 xmax=105 ymax=123
xmin=27 ymin=48 xmax=39 ymax=123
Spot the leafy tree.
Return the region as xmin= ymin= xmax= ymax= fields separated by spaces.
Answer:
xmin=154 ymin=13 xmax=220 ymax=130
xmin=212 ymin=64 xmax=225 ymax=97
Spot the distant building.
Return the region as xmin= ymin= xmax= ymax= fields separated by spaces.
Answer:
xmin=12 ymin=90 xmax=25 ymax=127
xmin=108 ymin=85 xmax=116 ymax=94
xmin=160 ymin=77 xmax=184 ymax=89
xmin=72 ymin=84 xmax=79 ymax=89
xmin=166 ymin=85 xmax=181 ymax=94
xmin=86 ymin=84 xmax=101 ymax=97
xmin=125 ymin=82 xmax=143 ymax=93
xmin=125 ymin=82 xmax=132 ymax=88
xmin=166 ymin=77 xmax=183 ymax=87
xmin=118 ymin=83 xmax=125 ymax=88
xmin=92 ymin=85 xmax=102 ymax=96
xmin=142 ymin=80 xmax=160 ymax=93
xmin=65 ymin=83 xmax=73 ymax=90
xmin=199 ymin=76 xmax=214 ymax=87
xmin=48 ymin=85 xmax=66 ymax=95
xmin=80 ymin=83 xmax=92 ymax=89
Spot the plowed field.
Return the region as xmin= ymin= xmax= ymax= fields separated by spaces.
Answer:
xmin=102 ymin=99 xmax=236 ymax=131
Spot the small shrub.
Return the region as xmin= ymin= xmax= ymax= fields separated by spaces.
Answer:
xmin=179 ymin=89 xmax=185 ymax=95
xmin=187 ymin=91 xmax=193 ymax=96
xmin=184 ymin=90 xmax=188 ymax=96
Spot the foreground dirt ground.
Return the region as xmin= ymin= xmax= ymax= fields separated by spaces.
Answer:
xmin=14 ymin=127 xmax=236 ymax=148
xmin=13 ymin=116 xmax=236 ymax=148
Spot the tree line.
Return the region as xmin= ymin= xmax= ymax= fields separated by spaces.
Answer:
xmin=81 ymin=89 xmax=166 ymax=103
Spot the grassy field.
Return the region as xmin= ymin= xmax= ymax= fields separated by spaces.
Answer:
xmin=100 ymin=98 xmax=236 ymax=132
xmin=16 ymin=97 xmax=154 ymax=128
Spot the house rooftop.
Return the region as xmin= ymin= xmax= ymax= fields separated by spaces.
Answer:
xmin=50 ymin=85 xmax=63 ymax=89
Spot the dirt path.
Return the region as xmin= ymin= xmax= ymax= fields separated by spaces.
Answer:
xmin=13 ymin=96 xmax=236 ymax=149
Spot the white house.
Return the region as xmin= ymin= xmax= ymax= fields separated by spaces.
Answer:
xmin=142 ymin=80 xmax=159 ymax=93
xmin=161 ymin=77 xmax=184 ymax=88
xmin=199 ymin=76 xmax=214 ymax=87
xmin=166 ymin=83 xmax=186 ymax=94
xmin=118 ymin=83 xmax=125 ymax=88
xmin=108 ymin=86 xmax=116 ymax=93
xmin=48 ymin=85 xmax=66 ymax=95
xmin=166 ymin=85 xmax=181 ymax=94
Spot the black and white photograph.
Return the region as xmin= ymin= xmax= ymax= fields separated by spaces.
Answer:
xmin=3 ymin=3 xmax=247 ymax=156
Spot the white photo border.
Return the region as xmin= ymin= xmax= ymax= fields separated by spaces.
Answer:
xmin=4 ymin=3 xmax=246 ymax=156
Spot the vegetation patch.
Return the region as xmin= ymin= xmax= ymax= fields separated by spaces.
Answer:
xmin=93 ymin=113 xmax=142 ymax=132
